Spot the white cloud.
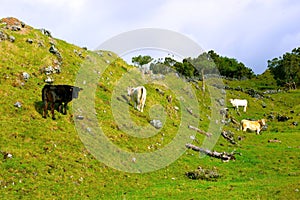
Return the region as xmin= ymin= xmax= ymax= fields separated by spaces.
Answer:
xmin=0 ymin=0 xmax=300 ymax=74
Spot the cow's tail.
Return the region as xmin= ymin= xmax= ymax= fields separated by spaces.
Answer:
xmin=140 ymin=87 xmax=146 ymax=104
xmin=42 ymin=85 xmax=48 ymax=102
xmin=240 ymin=119 xmax=245 ymax=131
xmin=42 ymin=86 xmax=45 ymax=101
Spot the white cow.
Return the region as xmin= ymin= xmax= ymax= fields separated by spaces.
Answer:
xmin=127 ymin=86 xmax=147 ymax=112
xmin=229 ymin=99 xmax=248 ymax=112
xmin=240 ymin=119 xmax=266 ymax=134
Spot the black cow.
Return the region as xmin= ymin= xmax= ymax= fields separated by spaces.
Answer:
xmin=42 ymin=84 xmax=82 ymax=119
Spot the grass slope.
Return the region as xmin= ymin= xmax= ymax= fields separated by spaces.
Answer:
xmin=0 ymin=17 xmax=299 ymax=199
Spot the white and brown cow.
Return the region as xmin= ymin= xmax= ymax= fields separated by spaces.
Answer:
xmin=127 ymin=86 xmax=147 ymax=112
xmin=240 ymin=119 xmax=266 ymax=134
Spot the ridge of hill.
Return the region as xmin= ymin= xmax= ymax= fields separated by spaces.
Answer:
xmin=0 ymin=17 xmax=299 ymax=199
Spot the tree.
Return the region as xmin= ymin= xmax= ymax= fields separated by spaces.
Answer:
xmin=207 ymin=50 xmax=255 ymax=79
xmin=132 ymin=55 xmax=153 ymax=67
xmin=268 ymin=47 xmax=300 ymax=87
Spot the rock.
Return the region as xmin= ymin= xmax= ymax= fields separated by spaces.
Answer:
xmin=14 ymin=102 xmax=22 ymax=108
xmin=261 ymin=124 xmax=268 ymax=131
xmin=54 ymin=65 xmax=61 ymax=74
xmin=186 ymin=166 xmax=220 ymax=180
xmin=261 ymin=102 xmax=267 ymax=108
xmin=247 ymin=88 xmax=263 ymax=98
xmin=292 ymin=121 xmax=298 ymax=126
xmin=150 ymin=119 xmax=163 ymax=129
xmin=9 ymin=35 xmax=15 ymax=42
xmin=3 ymin=152 xmax=13 ymax=159
xmin=218 ymin=98 xmax=225 ymax=106
xmin=40 ymin=28 xmax=52 ymax=37
xmin=0 ymin=31 xmax=8 ymax=41
xmin=44 ymin=66 xmax=54 ymax=75
xmin=76 ymin=115 xmax=84 ymax=120
xmin=11 ymin=25 xmax=21 ymax=31
xmin=38 ymin=41 xmax=45 ymax=47
xmin=108 ymin=52 xmax=113 ymax=57
xmin=277 ymin=115 xmax=289 ymax=122
xmin=45 ymin=76 xmax=54 ymax=83
xmin=26 ymin=39 xmax=33 ymax=44
xmin=22 ymin=72 xmax=30 ymax=81
xmin=49 ymin=45 xmax=58 ymax=54
xmin=49 ymin=45 xmax=62 ymax=62
xmin=220 ymin=108 xmax=228 ymax=117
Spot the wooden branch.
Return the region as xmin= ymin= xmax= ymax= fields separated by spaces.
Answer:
xmin=268 ymin=139 xmax=281 ymax=143
xmin=221 ymin=130 xmax=236 ymax=144
xmin=186 ymin=108 xmax=199 ymax=118
xmin=185 ymin=143 xmax=236 ymax=162
xmin=230 ymin=116 xmax=240 ymax=125
xmin=188 ymin=125 xmax=212 ymax=137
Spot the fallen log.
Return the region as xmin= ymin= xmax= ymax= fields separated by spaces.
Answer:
xmin=186 ymin=108 xmax=199 ymax=118
xmin=185 ymin=143 xmax=236 ymax=162
xmin=188 ymin=125 xmax=212 ymax=137
xmin=230 ymin=116 xmax=240 ymax=125
xmin=221 ymin=130 xmax=236 ymax=144
xmin=268 ymin=139 xmax=281 ymax=143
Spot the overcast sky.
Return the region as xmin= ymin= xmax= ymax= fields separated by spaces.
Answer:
xmin=1 ymin=0 xmax=300 ymax=74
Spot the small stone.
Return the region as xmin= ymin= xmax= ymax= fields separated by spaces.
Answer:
xmin=9 ymin=35 xmax=15 ymax=42
xmin=14 ymin=102 xmax=22 ymax=108
xmin=22 ymin=72 xmax=30 ymax=81
xmin=76 ymin=115 xmax=84 ymax=120
xmin=150 ymin=119 xmax=163 ymax=129
xmin=26 ymin=39 xmax=33 ymax=44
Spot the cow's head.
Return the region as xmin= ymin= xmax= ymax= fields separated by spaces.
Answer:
xmin=258 ymin=119 xmax=266 ymax=126
xmin=127 ymin=87 xmax=134 ymax=96
xmin=72 ymin=86 xmax=83 ymax=99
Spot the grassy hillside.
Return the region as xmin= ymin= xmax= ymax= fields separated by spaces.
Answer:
xmin=0 ymin=17 xmax=299 ymax=199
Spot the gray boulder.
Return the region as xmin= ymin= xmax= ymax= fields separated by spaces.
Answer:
xmin=14 ymin=102 xmax=22 ymax=108
xmin=22 ymin=72 xmax=30 ymax=81
xmin=150 ymin=119 xmax=163 ymax=129
xmin=9 ymin=35 xmax=15 ymax=42
xmin=0 ymin=31 xmax=8 ymax=41
xmin=26 ymin=39 xmax=33 ymax=44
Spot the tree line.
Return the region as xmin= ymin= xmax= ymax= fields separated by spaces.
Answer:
xmin=267 ymin=47 xmax=300 ymax=88
xmin=132 ymin=47 xmax=300 ymax=88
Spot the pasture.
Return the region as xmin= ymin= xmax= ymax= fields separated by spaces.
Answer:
xmin=0 ymin=19 xmax=299 ymax=199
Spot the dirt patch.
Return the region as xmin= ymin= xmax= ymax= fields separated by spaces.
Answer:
xmin=1 ymin=17 xmax=33 ymax=34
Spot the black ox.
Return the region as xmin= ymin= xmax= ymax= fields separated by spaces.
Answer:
xmin=42 ymin=84 xmax=82 ymax=119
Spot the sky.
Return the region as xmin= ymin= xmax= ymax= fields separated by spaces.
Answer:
xmin=1 ymin=0 xmax=300 ymax=74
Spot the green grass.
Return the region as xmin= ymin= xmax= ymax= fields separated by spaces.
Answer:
xmin=0 ymin=18 xmax=299 ymax=199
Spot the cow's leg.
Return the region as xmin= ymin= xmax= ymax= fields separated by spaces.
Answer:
xmin=51 ymin=103 xmax=56 ymax=120
xmin=256 ymin=129 xmax=260 ymax=135
xmin=244 ymin=105 xmax=247 ymax=112
xmin=140 ymin=100 xmax=145 ymax=112
xmin=134 ymin=102 xmax=138 ymax=110
xmin=63 ymin=103 xmax=68 ymax=115
xmin=43 ymin=101 xmax=47 ymax=118
xmin=58 ymin=103 xmax=62 ymax=113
